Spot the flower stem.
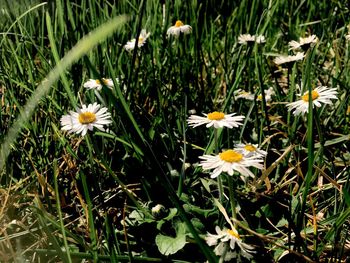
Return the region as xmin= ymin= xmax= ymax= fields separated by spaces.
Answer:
xmin=214 ymin=129 xmax=224 ymax=204
xmin=228 ymin=176 xmax=237 ymax=228
xmin=177 ymin=95 xmax=187 ymax=197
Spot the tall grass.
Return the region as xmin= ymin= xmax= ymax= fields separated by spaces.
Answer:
xmin=0 ymin=0 xmax=350 ymax=262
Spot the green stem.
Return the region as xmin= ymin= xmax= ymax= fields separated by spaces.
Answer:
xmin=218 ymin=243 xmax=229 ymax=263
xmin=228 ymin=176 xmax=237 ymax=228
xmin=299 ymin=66 xmax=314 ymax=237
xmin=214 ymin=129 xmax=224 ymax=204
xmin=254 ymin=45 xmax=270 ymax=134
xmin=53 ymin=160 xmax=72 ymax=263
xmin=314 ymin=110 xmax=324 ymax=162
xmin=177 ymin=95 xmax=187 ymax=197
xmin=80 ymin=170 xmax=99 ymax=263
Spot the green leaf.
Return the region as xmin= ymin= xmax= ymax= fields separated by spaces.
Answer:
xmin=291 ymin=195 xmax=299 ymax=215
xmin=200 ymin=178 xmax=212 ymax=193
xmin=191 ymin=218 xmax=205 ymax=232
xmin=164 ymin=208 xmax=178 ymax=221
xmin=157 ymin=208 xmax=178 ymax=230
xmin=276 ymin=217 xmax=288 ymax=228
xmin=155 ymin=222 xmax=187 ymax=256
xmin=255 ymin=228 xmax=269 ymax=234
xmin=129 ymin=210 xmax=145 ymax=222
xmin=262 ymin=204 xmax=273 ymax=217
xmin=128 ymin=210 xmax=154 ymax=226
xmin=343 ymin=187 xmax=350 ymax=207
xmin=314 ymin=134 xmax=350 ymax=148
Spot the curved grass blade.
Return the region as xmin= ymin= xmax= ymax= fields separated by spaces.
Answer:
xmin=0 ymin=14 xmax=128 ymax=172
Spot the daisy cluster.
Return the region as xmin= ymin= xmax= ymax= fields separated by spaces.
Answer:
xmin=187 ymin=111 xmax=266 ymax=180
xmin=123 ymin=19 xmax=192 ymax=52
xmin=186 ymin=109 xmax=267 ymax=260
xmin=60 ymin=77 xmax=117 ymax=136
xmin=55 ymin=17 xmax=341 ymax=262
xmin=59 ymin=19 xmax=194 ymax=137
xmin=235 ymin=32 xmax=338 ymax=115
xmin=277 ymin=34 xmax=338 ymax=115
xmin=198 ymin=30 xmax=340 ymax=261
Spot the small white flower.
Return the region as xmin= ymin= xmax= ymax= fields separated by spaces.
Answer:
xmin=257 ymin=86 xmax=275 ymax=102
xmin=60 ymin=102 xmax=112 ymax=136
xmin=199 ymin=149 xmax=263 ymax=179
xmin=83 ymin=78 xmax=115 ymax=91
xmin=205 ymin=226 xmax=255 ymax=261
xmin=288 ymin=35 xmax=318 ymax=51
xmin=170 ymin=169 xmax=179 ymax=177
xmin=167 ymin=20 xmax=192 ymax=37
xmin=345 ymin=33 xmax=350 ymax=41
xmin=184 ymin=162 xmax=191 ymax=170
xmin=188 ymin=109 xmax=197 ymax=115
xmin=187 ymin=112 xmax=244 ymax=129
xmin=273 ymin=52 xmax=305 ymax=65
xmin=151 ymin=204 xmax=166 ymax=218
xmin=234 ymin=89 xmax=254 ymax=101
xmin=287 ymin=86 xmax=338 ymax=115
xmin=124 ymin=29 xmax=150 ymax=51
xmin=238 ymin=34 xmax=266 ymax=44
xmin=234 ymin=143 xmax=267 ymax=158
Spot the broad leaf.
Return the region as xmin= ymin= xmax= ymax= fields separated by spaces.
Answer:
xmin=155 ymin=222 xmax=187 ymax=255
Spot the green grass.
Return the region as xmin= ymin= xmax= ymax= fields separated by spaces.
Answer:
xmin=1 ymin=0 xmax=350 ymax=262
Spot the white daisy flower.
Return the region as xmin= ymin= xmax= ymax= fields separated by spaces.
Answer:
xmin=60 ymin=102 xmax=112 ymax=136
xmin=234 ymin=89 xmax=254 ymax=101
xmin=288 ymin=35 xmax=318 ymax=51
xmin=257 ymin=86 xmax=275 ymax=102
xmin=167 ymin=20 xmax=192 ymax=37
xmin=238 ymin=34 xmax=266 ymax=44
xmin=287 ymin=86 xmax=338 ymax=116
xmin=83 ymin=78 xmax=115 ymax=91
xmin=124 ymin=29 xmax=150 ymax=51
xmin=205 ymin=226 xmax=255 ymax=261
xmin=234 ymin=143 xmax=267 ymax=158
xmin=273 ymin=52 xmax=305 ymax=65
xmin=199 ymin=149 xmax=264 ymax=179
xmin=187 ymin=112 xmax=245 ymax=129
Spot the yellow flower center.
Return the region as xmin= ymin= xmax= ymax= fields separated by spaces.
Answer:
xmin=175 ymin=20 xmax=184 ymax=27
xmin=95 ymin=79 xmax=109 ymax=85
xmin=207 ymin=111 xmax=225 ymax=120
xmin=219 ymin=150 xmax=243 ymax=163
xmin=244 ymin=144 xmax=256 ymax=152
xmin=78 ymin=112 xmax=96 ymax=124
xmin=227 ymin=229 xmax=240 ymax=239
xmin=302 ymin=90 xmax=319 ymax=102
xmin=257 ymin=94 xmax=263 ymax=100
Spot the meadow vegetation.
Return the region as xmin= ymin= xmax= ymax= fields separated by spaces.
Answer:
xmin=1 ymin=0 xmax=350 ymax=262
